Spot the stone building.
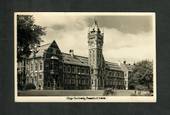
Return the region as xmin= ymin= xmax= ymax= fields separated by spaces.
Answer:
xmin=119 ymin=61 xmax=133 ymax=90
xmin=17 ymin=20 xmax=127 ymax=90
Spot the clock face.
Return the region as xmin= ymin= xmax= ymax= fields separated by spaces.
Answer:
xmin=89 ymin=40 xmax=103 ymax=47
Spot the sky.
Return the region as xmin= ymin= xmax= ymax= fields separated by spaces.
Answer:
xmin=29 ymin=13 xmax=155 ymax=64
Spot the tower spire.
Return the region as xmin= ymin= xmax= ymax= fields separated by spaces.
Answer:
xmin=94 ymin=18 xmax=98 ymax=26
xmin=91 ymin=18 xmax=100 ymax=32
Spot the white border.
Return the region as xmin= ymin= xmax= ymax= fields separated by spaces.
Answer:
xmin=14 ymin=12 xmax=156 ymax=102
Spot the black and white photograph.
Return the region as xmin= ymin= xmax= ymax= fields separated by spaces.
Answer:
xmin=15 ymin=12 xmax=156 ymax=102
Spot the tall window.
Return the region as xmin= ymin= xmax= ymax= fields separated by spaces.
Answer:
xmin=67 ymin=66 xmax=71 ymax=73
xmin=65 ymin=79 xmax=67 ymax=83
xmin=71 ymin=79 xmax=75 ymax=84
xmin=77 ymin=68 xmax=80 ymax=74
xmin=40 ymin=62 xmax=43 ymax=70
xmin=35 ymin=63 xmax=38 ymax=71
xmin=69 ymin=79 xmax=71 ymax=84
xmin=25 ymin=62 xmax=29 ymax=71
xmin=85 ymin=79 xmax=88 ymax=84
xmin=79 ymin=79 xmax=81 ymax=84
xmin=86 ymin=69 xmax=89 ymax=74
xmin=91 ymin=69 xmax=93 ymax=74
xmin=93 ymin=52 xmax=95 ymax=64
xmin=64 ymin=66 xmax=66 ymax=72
xmin=30 ymin=64 xmax=33 ymax=71
xmin=114 ymin=72 xmax=117 ymax=77
xmin=45 ymin=62 xmax=49 ymax=69
xmin=50 ymin=61 xmax=53 ymax=70
xmin=81 ymin=68 xmax=84 ymax=73
xmin=105 ymin=81 xmax=108 ymax=85
xmin=39 ymin=74 xmax=42 ymax=79
xmin=82 ymin=79 xmax=85 ymax=85
xmin=117 ymin=72 xmax=120 ymax=77
xmin=53 ymin=61 xmax=58 ymax=70
xmin=109 ymin=71 xmax=111 ymax=76
xmin=71 ymin=67 xmax=75 ymax=73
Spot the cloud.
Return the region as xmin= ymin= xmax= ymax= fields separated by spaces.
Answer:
xmin=40 ymin=25 xmax=89 ymax=56
xmin=87 ymin=16 xmax=153 ymax=34
xmin=33 ymin=13 xmax=88 ymax=30
xmin=103 ymin=28 xmax=154 ymax=62
xmin=31 ymin=13 xmax=155 ymax=63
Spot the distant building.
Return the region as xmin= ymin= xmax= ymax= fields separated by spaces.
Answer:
xmin=17 ymin=20 xmax=129 ymax=90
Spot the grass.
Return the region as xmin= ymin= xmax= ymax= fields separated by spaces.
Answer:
xmin=18 ymin=89 xmax=152 ymax=96
xmin=18 ymin=90 xmax=105 ymax=96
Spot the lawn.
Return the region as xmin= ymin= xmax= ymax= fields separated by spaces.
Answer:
xmin=18 ymin=90 xmax=151 ymax=96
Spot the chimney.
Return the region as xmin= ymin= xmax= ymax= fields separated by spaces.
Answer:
xmin=69 ymin=49 xmax=74 ymax=57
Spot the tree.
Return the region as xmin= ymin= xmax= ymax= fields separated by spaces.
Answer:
xmin=17 ymin=15 xmax=46 ymax=61
xmin=24 ymin=83 xmax=36 ymax=90
xmin=129 ymin=60 xmax=153 ymax=91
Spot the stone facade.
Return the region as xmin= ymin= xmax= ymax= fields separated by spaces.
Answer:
xmin=119 ymin=61 xmax=133 ymax=90
xmin=88 ymin=20 xmax=105 ymax=90
xmin=17 ymin=20 xmax=131 ymax=90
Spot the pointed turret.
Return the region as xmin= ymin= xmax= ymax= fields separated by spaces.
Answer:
xmin=89 ymin=19 xmax=101 ymax=33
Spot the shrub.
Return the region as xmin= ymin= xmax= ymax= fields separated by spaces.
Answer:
xmin=103 ymin=88 xmax=115 ymax=96
xmin=18 ymin=83 xmax=23 ymax=90
xmin=25 ymin=83 xmax=36 ymax=90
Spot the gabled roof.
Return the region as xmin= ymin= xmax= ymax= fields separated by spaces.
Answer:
xmin=29 ymin=43 xmax=51 ymax=58
xmin=29 ymin=40 xmax=60 ymax=58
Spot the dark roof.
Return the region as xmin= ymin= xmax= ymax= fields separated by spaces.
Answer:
xmin=62 ymin=53 xmax=122 ymax=71
xmin=62 ymin=53 xmax=89 ymax=66
xmin=105 ymin=61 xmax=122 ymax=71
xmin=28 ymin=41 xmax=123 ymax=71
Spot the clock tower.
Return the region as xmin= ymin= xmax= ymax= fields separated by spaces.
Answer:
xmin=88 ymin=20 xmax=105 ymax=90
